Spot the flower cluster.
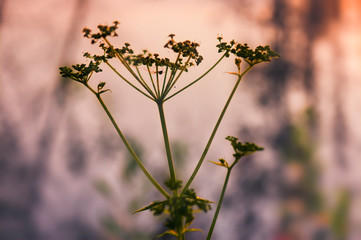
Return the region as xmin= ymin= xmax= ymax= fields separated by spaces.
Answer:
xmin=83 ymin=42 xmax=134 ymax=63
xmin=59 ymin=61 xmax=102 ymax=83
xmin=82 ymin=34 xmax=201 ymax=73
xmin=216 ymin=36 xmax=280 ymax=66
xmin=230 ymin=44 xmax=280 ymax=65
xmin=125 ymin=51 xmax=176 ymax=69
xmin=83 ymin=21 xmax=119 ymax=44
xmin=164 ymin=34 xmax=203 ymax=66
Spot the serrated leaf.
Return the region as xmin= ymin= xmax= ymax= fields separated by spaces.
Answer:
xmin=225 ymin=136 xmax=264 ymax=161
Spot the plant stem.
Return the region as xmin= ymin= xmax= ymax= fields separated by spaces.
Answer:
xmin=135 ymin=66 xmax=157 ymax=98
xmin=164 ymin=52 xmax=228 ymax=102
xmin=157 ymin=102 xmax=177 ymax=187
xmin=181 ymin=65 xmax=253 ymax=195
xmin=86 ymin=84 xmax=169 ymax=199
xmin=103 ymin=38 xmax=145 ymax=86
xmin=163 ymin=52 xmax=181 ymax=95
xmin=147 ymin=65 xmax=159 ymax=98
xmin=157 ymin=102 xmax=183 ymax=238
xmin=163 ymin=56 xmax=192 ymax=98
xmin=176 ymin=212 xmax=185 ymax=240
xmin=161 ymin=66 xmax=169 ymax=95
xmin=156 ymin=64 xmax=160 ymax=96
xmin=105 ymin=61 xmax=155 ymax=100
xmin=206 ymin=167 xmax=232 ymax=240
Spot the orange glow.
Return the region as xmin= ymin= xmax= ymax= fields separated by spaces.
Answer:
xmin=340 ymin=0 xmax=361 ymax=19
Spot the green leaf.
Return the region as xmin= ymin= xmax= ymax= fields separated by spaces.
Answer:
xmin=195 ymin=197 xmax=215 ymax=204
xmin=184 ymin=228 xmax=203 ymax=233
xmin=225 ymin=136 xmax=264 ymax=160
xmin=210 ymin=158 xmax=229 ymax=168
xmin=156 ymin=230 xmax=178 ymax=238
xmin=331 ymin=190 xmax=351 ymax=239
xmin=97 ymin=81 xmax=106 ymax=90
xmin=99 ymin=89 xmax=111 ymax=95
xmin=133 ymin=200 xmax=167 ymax=214
xmin=209 ymin=161 xmax=224 ymax=167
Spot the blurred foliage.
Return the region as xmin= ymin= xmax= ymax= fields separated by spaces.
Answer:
xmin=331 ymin=190 xmax=351 ymax=240
xmin=280 ymin=107 xmax=323 ymax=213
xmin=276 ymin=107 xmax=351 ymax=239
xmin=171 ymin=141 xmax=188 ymax=170
xmin=100 ymin=215 xmax=149 ymax=240
xmin=93 ymin=179 xmax=113 ymax=199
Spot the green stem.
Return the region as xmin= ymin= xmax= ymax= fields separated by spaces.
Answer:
xmin=164 ymin=52 xmax=228 ymax=102
xmin=85 ymin=84 xmax=169 ymax=199
xmin=156 ymin=64 xmax=160 ymax=96
xmin=163 ymin=52 xmax=181 ymax=94
xmin=176 ymin=212 xmax=185 ymax=240
xmin=135 ymin=66 xmax=157 ymax=98
xmin=161 ymin=66 xmax=169 ymax=96
xmin=206 ymin=168 xmax=232 ymax=240
xmin=147 ymin=65 xmax=159 ymax=98
xmin=163 ymin=56 xmax=192 ymax=98
xmin=103 ymin=38 xmax=143 ymax=85
xmin=157 ymin=101 xmax=181 ymax=235
xmin=157 ymin=102 xmax=177 ymax=189
xmin=105 ymin=61 xmax=155 ymax=101
xmin=181 ymin=65 xmax=253 ymax=195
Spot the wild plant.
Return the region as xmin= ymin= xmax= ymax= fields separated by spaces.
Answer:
xmin=59 ymin=21 xmax=279 ymax=239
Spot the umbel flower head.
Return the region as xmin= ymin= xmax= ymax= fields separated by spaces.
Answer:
xmin=216 ymin=36 xmax=280 ymax=65
xmin=59 ymin=21 xmax=279 ymax=103
xmin=59 ymin=61 xmax=102 ymax=84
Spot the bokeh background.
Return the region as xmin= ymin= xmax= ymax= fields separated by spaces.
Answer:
xmin=1 ymin=0 xmax=361 ymax=239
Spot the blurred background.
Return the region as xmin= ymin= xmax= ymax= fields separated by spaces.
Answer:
xmin=1 ymin=0 xmax=361 ymax=239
